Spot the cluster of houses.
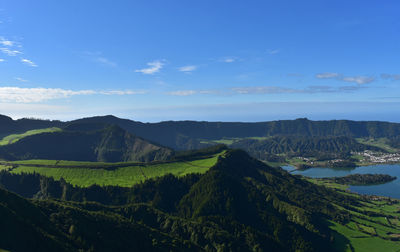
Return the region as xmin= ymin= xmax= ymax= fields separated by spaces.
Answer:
xmin=353 ymin=150 xmax=400 ymax=164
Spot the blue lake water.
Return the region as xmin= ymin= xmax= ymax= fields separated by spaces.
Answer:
xmin=282 ymin=164 xmax=400 ymax=199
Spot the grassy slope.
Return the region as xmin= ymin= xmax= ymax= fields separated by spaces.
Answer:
xmin=306 ymin=178 xmax=400 ymax=251
xmin=200 ymin=136 xmax=271 ymax=145
xmin=356 ymin=138 xmax=399 ymax=153
xmin=10 ymin=152 xmax=222 ymax=187
xmin=0 ymin=128 xmax=61 ymax=146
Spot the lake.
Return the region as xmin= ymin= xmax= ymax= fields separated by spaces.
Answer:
xmin=282 ymin=164 xmax=400 ymax=199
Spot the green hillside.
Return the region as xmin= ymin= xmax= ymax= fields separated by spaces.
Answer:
xmin=1 ymin=149 xmax=399 ymax=251
xmin=9 ymin=151 xmax=222 ymax=187
xmin=0 ymin=125 xmax=174 ymax=163
xmin=4 ymin=114 xmax=400 ymax=151
xmin=0 ymin=127 xmax=61 ymax=146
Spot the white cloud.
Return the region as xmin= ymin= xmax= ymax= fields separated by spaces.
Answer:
xmin=99 ymin=90 xmax=147 ymax=95
xmin=232 ymin=86 xmax=298 ymax=94
xmin=178 ymin=65 xmax=197 ymax=72
xmin=341 ymin=76 xmax=374 ymax=85
xmin=0 ymin=87 xmax=146 ymax=103
xmin=21 ymin=58 xmax=38 ymax=67
xmin=0 ymin=58 xmax=4 ymax=62
xmin=15 ymin=77 xmax=28 ymax=82
xmin=0 ymin=37 xmax=15 ymax=47
xmin=0 ymin=47 xmax=22 ymax=56
xmin=167 ymin=85 xmax=365 ymax=97
xmin=135 ymin=60 xmax=164 ymax=74
xmin=315 ymin=72 xmax=375 ymax=84
xmin=222 ymin=58 xmax=235 ymax=63
xmin=0 ymin=40 xmax=13 ymax=46
xmin=167 ymin=90 xmax=197 ymax=96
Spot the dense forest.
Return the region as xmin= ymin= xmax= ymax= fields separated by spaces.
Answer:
xmin=0 ymin=149 xmax=357 ymax=252
xmin=323 ymin=174 xmax=397 ymax=185
xmin=230 ymin=136 xmax=381 ymax=161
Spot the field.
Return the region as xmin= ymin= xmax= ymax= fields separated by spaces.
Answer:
xmin=200 ymin=136 xmax=270 ymax=145
xmin=10 ymin=152 xmax=223 ymax=187
xmin=357 ymin=138 xmax=399 ymax=153
xmin=0 ymin=128 xmax=62 ymax=146
xmin=306 ymin=178 xmax=400 ymax=251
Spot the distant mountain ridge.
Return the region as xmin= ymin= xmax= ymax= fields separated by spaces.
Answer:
xmin=230 ymin=136 xmax=384 ymax=161
xmin=2 ymin=114 xmax=400 ymax=150
xmin=0 ymin=115 xmax=62 ymax=138
xmin=0 ymin=124 xmax=173 ymax=162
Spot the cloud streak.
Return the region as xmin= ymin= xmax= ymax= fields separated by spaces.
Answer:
xmin=167 ymin=85 xmax=365 ymax=96
xmin=0 ymin=47 xmax=22 ymax=56
xmin=95 ymin=57 xmax=117 ymax=67
xmin=15 ymin=77 xmax=28 ymax=82
xmin=178 ymin=65 xmax=197 ymax=72
xmin=135 ymin=60 xmax=164 ymax=74
xmin=21 ymin=58 xmax=38 ymax=67
xmin=219 ymin=57 xmax=236 ymax=63
xmin=0 ymin=87 xmax=146 ymax=103
xmin=315 ymin=72 xmax=375 ymax=84
xmin=267 ymin=49 xmax=280 ymax=55
xmin=0 ymin=38 xmax=14 ymax=46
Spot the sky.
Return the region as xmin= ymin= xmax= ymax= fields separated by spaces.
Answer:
xmin=0 ymin=0 xmax=399 ymax=122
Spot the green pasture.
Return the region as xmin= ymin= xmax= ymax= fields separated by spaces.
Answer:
xmin=11 ymin=153 xmax=221 ymax=187
xmin=356 ymin=138 xmax=399 ymax=153
xmin=0 ymin=128 xmax=62 ymax=146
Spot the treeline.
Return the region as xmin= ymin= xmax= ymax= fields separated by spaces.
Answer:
xmin=324 ymin=174 xmax=397 ymax=185
xmin=387 ymin=136 xmax=400 ymax=149
xmin=230 ymin=136 xmax=381 ymax=161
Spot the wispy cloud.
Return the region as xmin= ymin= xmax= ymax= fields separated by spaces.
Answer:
xmin=0 ymin=37 xmax=38 ymax=67
xmin=219 ymin=57 xmax=237 ymax=63
xmin=381 ymin=73 xmax=400 ymax=81
xmin=14 ymin=77 xmax=28 ymax=82
xmin=178 ymin=65 xmax=197 ymax=72
xmin=0 ymin=87 xmax=146 ymax=103
xmin=0 ymin=47 xmax=22 ymax=56
xmin=0 ymin=37 xmax=14 ymax=46
xmin=341 ymin=76 xmax=374 ymax=84
xmin=21 ymin=58 xmax=38 ymax=67
xmin=167 ymin=85 xmax=365 ymax=96
xmin=99 ymin=90 xmax=147 ymax=95
xmin=167 ymin=90 xmax=197 ymax=96
xmin=315 ymin=72 xmax=375 ymax=84
xmin=267 ymin=49 xmax=280 ymax=55
xmin=315 ymin=72 xmax=341 ymax=79
xmin=80 ymin=51 xmax=117 ymax=67
xmin=135 ymin=60 xmax=164 ymax=74
xmin=95 ymin=57 xmax=117 ymax=67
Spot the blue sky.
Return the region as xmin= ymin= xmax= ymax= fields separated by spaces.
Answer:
xmin=0 ymin=0 xmax=399 ymax=122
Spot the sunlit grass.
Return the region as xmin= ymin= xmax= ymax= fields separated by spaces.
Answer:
xmin=11 ymin=153 xmax=222 ymax=187
xmin=0 ymin=128 xmax=62 ymax=146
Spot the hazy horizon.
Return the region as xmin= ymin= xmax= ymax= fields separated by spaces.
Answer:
xmin=2 ymin=101 xmax=400 ymax=123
